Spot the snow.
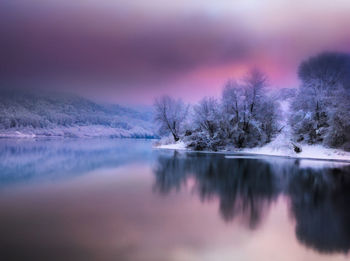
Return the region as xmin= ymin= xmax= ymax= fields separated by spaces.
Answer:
xmin=155 ymin=141 xmax=187 ymax=150
xmin=297 ymin=159 xmax=350 ymax=169
xmin=155 ymin=141 xmax=350 ymax=163
xmin=241 ymin=99 xmax=350 ymax=162
xmin=0 ymin=131 xmax=36 ymax=138
xmin=292 ymin=145 xmax=350 ymax=161
xmin=241 ymin=144 xmax=350 ymax=162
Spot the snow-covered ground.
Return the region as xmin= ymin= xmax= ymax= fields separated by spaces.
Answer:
xmin=241 ymin=144 xmax=350 ymax=162
xmin=241 ymin=100 xmax=350 ymax=162
xmin=156 ymin=141 xmax=350 ymax=162
xmin=156 ymin=141 xmax=187 ymax=150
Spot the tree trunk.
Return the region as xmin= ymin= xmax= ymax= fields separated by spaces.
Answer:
xmin=173 ymin=134 xmax=179 ymax=142
xmin=315 ymin=101 xmax=320 ymax=122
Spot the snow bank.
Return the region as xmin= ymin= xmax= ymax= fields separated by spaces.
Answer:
xmin=240 ymin=99 xmax=350 ymax=162
xmin=297 ymin=159 xmax=350 ymax=169
xmin=155 ymin=136 xmax=350 ymax=162
xmin=0 ymin=131 xmax=36 ymax=138
xmin=288 ymin=144 xmax=350 ymax=161
xmin=156 ymin=141 xmax=187 ymax=150
xmin=235 ymin=145 xmax=350 ymax=162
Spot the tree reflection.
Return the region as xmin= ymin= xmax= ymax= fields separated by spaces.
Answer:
xmin=153 ymin=151 xmax=279 ymax=229
xmin=288 ymin=166 xmax=350 ymax=254
xmin=153 ymin=151 xmax=350 ymax=254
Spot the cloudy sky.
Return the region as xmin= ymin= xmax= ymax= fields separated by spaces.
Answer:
xmin=2 ymin=0 xmax=350 ymax=104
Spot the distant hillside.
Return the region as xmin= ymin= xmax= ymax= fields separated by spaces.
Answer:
xmin=0 ymin=90 xmax=156 ymax=138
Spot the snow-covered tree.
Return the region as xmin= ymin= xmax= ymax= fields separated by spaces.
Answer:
xmin=324 ymin=86 xmax=350 ymax=149
xmin=193 ymin=97 xmax=220 ymax=138
xmin=186 ymin=97 xmax=223 ymax=151
xmin=0 ymin=89 xmax=157 ymax=138
xmin=154 ymin=95 xmax=188 ymax=141
xmin=221 ymin=69 xmax=279 ymax=148
xmin=298 ymin=52 xmax=350 ymax=91
xmin=221 ymin=80 xmax=244 ymax=139
xmin=184 ymin=69 xmax=279 ymax=150
xmin=290 ymin=52 xmax=350 ymax=149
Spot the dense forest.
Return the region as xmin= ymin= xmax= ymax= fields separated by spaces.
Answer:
xmin=0 ymin=90 xmax=156 ymax=138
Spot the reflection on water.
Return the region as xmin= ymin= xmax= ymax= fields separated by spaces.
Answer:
xmin=0 ymin=139 xmax=350 ymax=260
xmin=154 ymin=152 xmax=279 ymax=228
xmin=0 ymin=138 xmax=152 ymax=184
xmin=154 ymin=151 xmax=350 ymax=254
xmin=288 ymin=167 xmax=350 ymax=254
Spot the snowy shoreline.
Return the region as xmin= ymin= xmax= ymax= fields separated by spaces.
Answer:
xmin=154 ymin=95 xmax=350 ymax=164
xmin=154 ymin=142 xmax=350 ymax=163
xmin=0 ymin=126 xmax=157 ymax=139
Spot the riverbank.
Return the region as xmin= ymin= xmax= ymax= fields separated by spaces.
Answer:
xmin=155 ymin=141 xmax=350 ymax=163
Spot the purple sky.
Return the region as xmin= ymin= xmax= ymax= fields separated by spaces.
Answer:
xmin=2 ymin=0 xmax=350 ymax=104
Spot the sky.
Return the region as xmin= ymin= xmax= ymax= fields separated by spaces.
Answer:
xmin=2 ymin=0 xmax=350 ymax=104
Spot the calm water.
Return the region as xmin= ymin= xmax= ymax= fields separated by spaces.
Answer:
xmin=0 ymin=138 xmax=350 ymax=261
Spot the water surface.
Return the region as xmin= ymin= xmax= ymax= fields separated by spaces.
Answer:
xmin=0 ymin=138 xmax=350 ymax=261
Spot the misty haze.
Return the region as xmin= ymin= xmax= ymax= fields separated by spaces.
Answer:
xmin=1 ymin=1 xmax=350 ymax=261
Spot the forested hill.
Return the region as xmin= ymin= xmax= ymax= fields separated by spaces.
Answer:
xmin=0 ymin=90 xmax=156 ymax=138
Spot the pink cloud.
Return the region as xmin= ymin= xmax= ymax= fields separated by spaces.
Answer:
xmin=1 ymin=0 xmax=350 ymax=103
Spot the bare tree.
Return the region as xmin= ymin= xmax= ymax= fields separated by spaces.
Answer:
xmin=242 ymin=68 xmax=267 ymax=131
xmin=222 ymin=80 xmax=242 ymax=123
xmin=154 ymin=96 xmax=188 ymax=141
xmin=193 ymin=97 xmax=220 ymax=138
xmin=220 ymin=69 xmax=278 ymax=147
xmin=221 ymin=80 xmax=245 ymax=141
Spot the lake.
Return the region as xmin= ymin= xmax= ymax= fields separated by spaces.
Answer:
xmin=0 ymin=138 xmax=349 ymax=261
